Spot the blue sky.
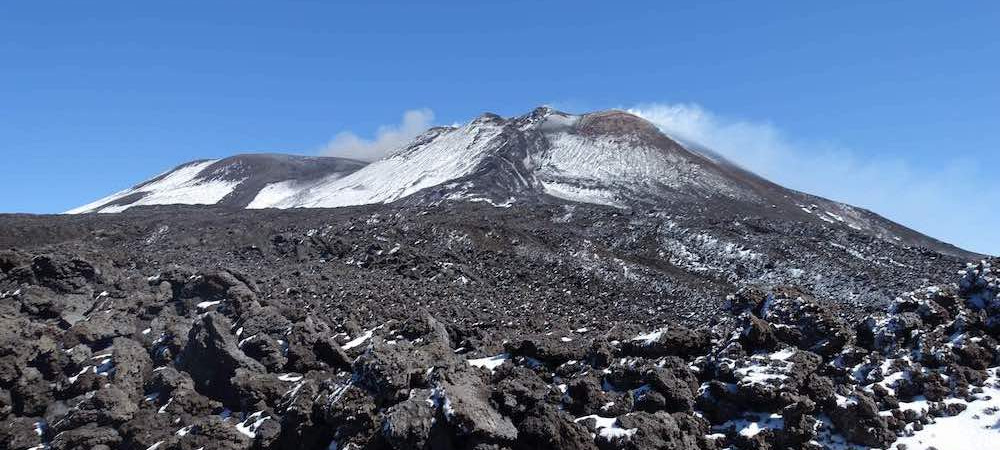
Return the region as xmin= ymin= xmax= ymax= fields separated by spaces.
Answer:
xmin=1 ymin=2 xmax=998 ymax=254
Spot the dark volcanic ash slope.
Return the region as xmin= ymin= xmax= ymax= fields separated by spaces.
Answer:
xmin=0 ymin=200 xmax=972 ymax=322
xmin=0 ymin=202 xmax=997 ymax=450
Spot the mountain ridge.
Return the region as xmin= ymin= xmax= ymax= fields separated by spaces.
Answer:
xmin=66 ymin=106 xmax=979 ymax=259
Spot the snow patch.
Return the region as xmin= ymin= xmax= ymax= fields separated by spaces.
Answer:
xmin=467 ymin=353 xmax=510 ymax=372
xmin=714 ymin=412 xmax=785 ymax=438
xmin=196 ymin=300 xmax=222 ymax=310
xmin=631 ymin=328 xmax=666 ymax=345
xmin=236 ymin=411 xmax=271 ymax=438
xmin=341 ymin=325 xmax=383 ymax=350
xmin=893 ymin=370 xmax=1000 ymax=449
xmin=574 ymin=415 xmax=638 ymax=441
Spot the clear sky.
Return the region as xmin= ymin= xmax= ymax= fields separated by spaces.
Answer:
xmin=1 ymin=2 xmax=998 ymax=254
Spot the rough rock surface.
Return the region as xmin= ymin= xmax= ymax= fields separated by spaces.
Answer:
xmin=0 ymin=202 xmax=993 ymax=450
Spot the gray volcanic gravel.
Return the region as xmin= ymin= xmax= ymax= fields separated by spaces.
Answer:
xmin=0 ymin=201 xmax=994 ymax=450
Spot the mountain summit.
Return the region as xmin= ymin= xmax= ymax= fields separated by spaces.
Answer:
xmin=68 ymin=107 xmax=971 ymax=257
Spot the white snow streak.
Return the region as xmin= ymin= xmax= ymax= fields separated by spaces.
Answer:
xmin=66 ymin=160 xmax=242 ymax=213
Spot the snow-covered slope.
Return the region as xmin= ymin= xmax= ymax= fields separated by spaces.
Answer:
xmin=248 ymin=116 xmax=509 ymax=209
xmin=66 ymin=160 xmax=237 ymax=214
xmin=529 ymin=110 xmax=748 ymax=206
xmin=243 ymin=108 xmax=756 ymax=210
xmin=68 ymin=154 xmax=366 ymax=213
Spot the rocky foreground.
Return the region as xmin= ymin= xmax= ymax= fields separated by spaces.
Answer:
xmin=0 ymin=231 xmax=997 ymax=449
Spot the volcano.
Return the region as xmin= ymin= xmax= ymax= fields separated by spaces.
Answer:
xmin=69 ymin=107 xmax=970 ymax=259
xmin=4 ymin=107 xmax=991 ymax=450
